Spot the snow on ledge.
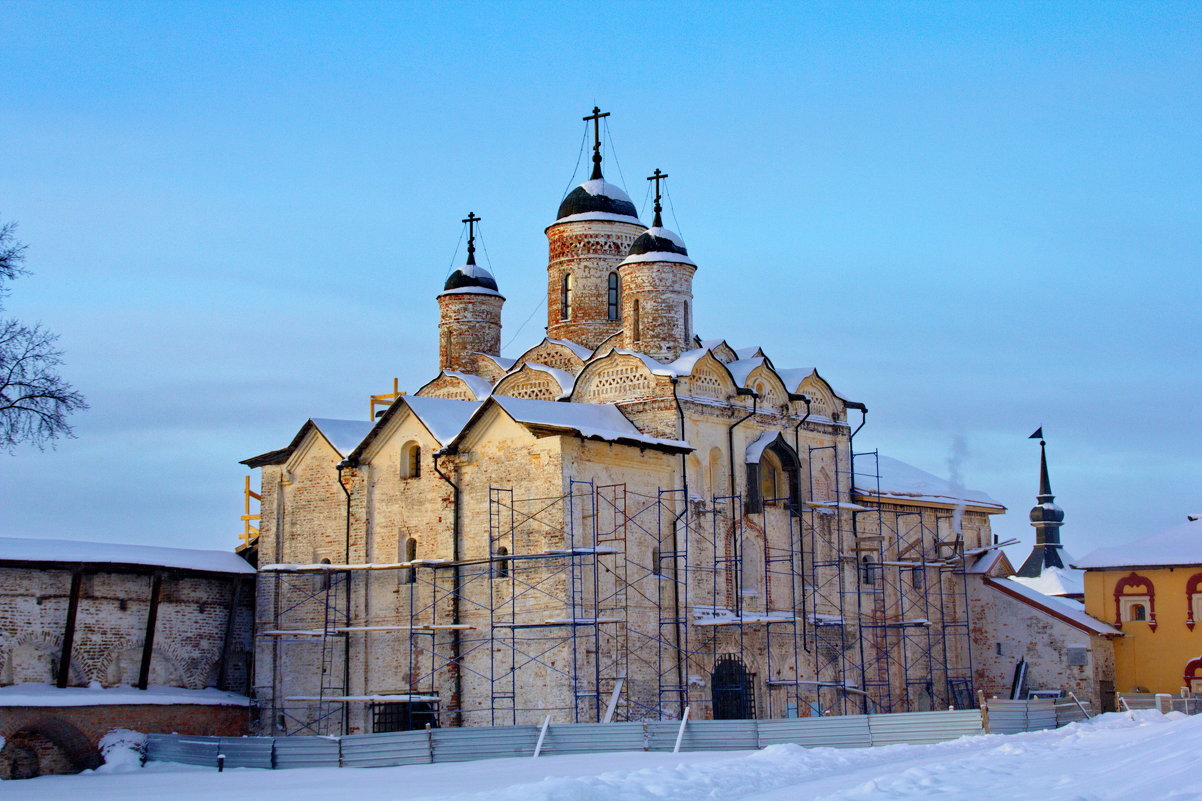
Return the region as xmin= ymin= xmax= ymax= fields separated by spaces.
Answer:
xmin=0 ymin=683 xmax=252 ymax=707
xmin=0 ymin=536 xmax=255 ymax=574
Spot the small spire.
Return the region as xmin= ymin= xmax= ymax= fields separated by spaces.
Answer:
xmin=583 ymin=106 xmax=610 ymax=181
xmin=462 ymin=211 xmax=479 ymax=266
xmin=1038 ymin=439 xmax=1053 ymax=500
xmin=646 ymin=169 xmax=668 ymax=228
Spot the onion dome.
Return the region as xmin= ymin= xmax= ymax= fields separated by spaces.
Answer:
xmin=439 ymin=212 xmax=503 ymax=297
xmin=621 ymin=169 xmax=695 ymax=266
xmin=555 ymin=178 xmax=641 ymax=223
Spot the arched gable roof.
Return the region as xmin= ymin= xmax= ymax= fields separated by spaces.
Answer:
xmin=492 ymin=362 xmax=575 ymax=401
xmin=350 ymin=395 xmax=481 ymax=462
xmin=514 ymin=338 xmax=591 ymax=375
xmin=470 ymin=353 xmax=517 ymax=383
xmin=415 ymin=370 xmax=493 ymax=401
xmin=696 ymin=339 xmax=738 ymax=363
xmin=744 ymin=363 xmax=790 ymax=408
xmin=569 ymin=350 xmax=670 ymax=404
xmin=670 ymin=349 xmax=737 ymax=400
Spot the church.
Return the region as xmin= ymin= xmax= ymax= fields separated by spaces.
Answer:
xmin=242 ymin=109 xmax=1010 ymax=736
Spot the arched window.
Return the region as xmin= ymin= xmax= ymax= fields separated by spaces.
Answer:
xmin=401 ymin=441 xmax=421 ymax=479
xmin=320 ymin=557 xmax=332 ymax=591
xmin=760 ymin=450 xmax=782 ymax=505
xmin=632 ymin=299 xmax=641 ymax=341
xmin=651 ymin=546 xmax=661 ymax=576
xmin=561 ymin=273 xmax=573 ymax=320
xmin=1114 ymin=572 xmax=1157 ymax=630
xmin=405 ymin=538 xmax=417 ymax=584
xmin=1186 ymin=573 xmax=1202 ymax=630
xmin=495 ymin=546 xmax=509 ymax=579
xmin=607 ymin=273 xmax=620 ymax=321
xmin=1130 ymin=603 xmax=1147 ymax=621
xmin=861 ymin=555 xmax=877 ymax=586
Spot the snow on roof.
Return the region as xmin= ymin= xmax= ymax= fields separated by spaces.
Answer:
xmin=546 ymin=338 xmax=594 ymax=360
xmin=1074 ymin=517 xmax=1202 ymax=570
xmin=965 ymin=549 xmax=1005 ymax=575
xmin=665 ymin=347 xmax=714 ymax=376
xmin=0 ymin=537 xmax=255 ymax=574
xmin=608 ymin=348 xmax=679 ymax=377
xmin=478 ymin=354 xmax=518 ymax=371
xmin=553 ymin=211 xmax=643 ymax=225
xmin=0 ymin=683 xmax=251 ymax=707
xmin=443 ymin=370 xmax=494 ymax=400
xmin=518 ymin=362 xmax=576 ymax=397
xmin=985 ymin=577 xmax=1120 ymax=636
xmin=579 ymin=178 xmax=633 ymax=202
xmin=437 ymin=285 xmax=504 ymax=298
xmin=488 ymin=396 xmax=690 ymax=451
xmin=746 ymin=430 xmax=781 ymax=464
xmin=855 ymin=455 xmax=1005 ymax=511
xmin=1010 ymin=566 xmax=1085 ymax=597
xmin=733 ymin=347 xmax=767 ymax=360
xmin=775 ymin=367 xmax=817 ymax=391
xmin=726 ymin=357 xmax=764 ymax=386
xmin=401 ymin=395 xmax=483 ymax=445
xmin=620 ymin=250 xmax=695 ymax=267
xmin=310 ymin=418 xmax=376 ymax=457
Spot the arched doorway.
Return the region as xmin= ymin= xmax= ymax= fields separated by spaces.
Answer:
xmin=0 ymin=717 xmax=101 ymax=779
xmin=711 ymin=654 xmax=756 ymax=719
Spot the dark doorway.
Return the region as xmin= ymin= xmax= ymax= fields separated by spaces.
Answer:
xmin=711 ymin=654 xmax=756 ymax=719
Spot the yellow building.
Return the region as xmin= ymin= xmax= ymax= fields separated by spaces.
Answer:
xmin=1077 ymin=517 xmax=1202 ymax=696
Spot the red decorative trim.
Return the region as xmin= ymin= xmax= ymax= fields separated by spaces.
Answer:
xmin=1186 ymin=574 xmax=1202 ymax=631
xmin=1185 ymin=656 xmax=1202 ymax=689
xmin=1114 ymin=572 xmax=1157 ymax=631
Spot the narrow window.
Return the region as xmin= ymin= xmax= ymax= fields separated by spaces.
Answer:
xmin=561 ymin=273 xmax=573 ymax=320
xmin=607 ymin=273 xmax=620 ymax=321
xmin=632 ymin=299 xmax=641 ymax=341
xmin=405 ymin=538 xmax=417 ymax=584
xmin=683 ymin=300 xmax=690 ymax=337
xmin=496 ymin=546 xmax=509 ymax=579
xmin=402 ymin=442 xmax=421 ymax=479
xmin=861 ymin=555 xmax=876 ymax=586
xmin=320 ymin=557 xmax=332 ymax=591
xmin=651 ymin=546 xmax=661 ymax=576
xmin=1130 ymin=603 xmax=1147 ymax=622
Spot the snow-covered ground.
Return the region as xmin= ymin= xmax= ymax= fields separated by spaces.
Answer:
xmin=6 ymin=711 xmax=1200 ymax=800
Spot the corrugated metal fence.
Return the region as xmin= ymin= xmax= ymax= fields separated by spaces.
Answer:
xmin=145 ymin=700 xmax=1075 ymax=771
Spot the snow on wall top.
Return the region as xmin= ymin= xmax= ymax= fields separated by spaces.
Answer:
xmin=402 ymin=395 xmax=483 ymax=444
xmin=855 ymin=455 xmax=1004 ymax=510
xmin=0 ymin=683 xmax=252 ymax=707
xmin=745 ymin=430 xmax=782 ymax=464
xmin=490 ymin=396 xmax=690 ymax=451
xmin=986 ymin=576 xmax=1120 ymax=635
xmin=1074 ymin=517 xmax=1202 ymax=569
xmin=1010 ymin=565 xmax=1085 ymax=597
xmin=517 ymin=362 xmax=576 ymax=397
xmin=443 ymin=370 xmax=494 ymax=400
xmin=547 ymin=338 xmax=595 ymax=360
xmin=310 ymin=418 xmax=376 ymax=457
xmin=0 ymin=536 xmax=255 ymax=574
xmin=726 ymin=357 xmax=765 ymax=386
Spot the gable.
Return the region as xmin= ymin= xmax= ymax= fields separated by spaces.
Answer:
xmin=571 ymin=352 xmax=662 ymax=404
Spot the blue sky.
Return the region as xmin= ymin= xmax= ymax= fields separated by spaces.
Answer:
xmin=1 ymin=1 xmax=1198 ymax=564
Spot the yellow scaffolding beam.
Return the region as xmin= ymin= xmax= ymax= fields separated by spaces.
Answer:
xmin=240 ymin=474 xmax=261 ymax=547
xmin=370 ymin=377 xmax=405 ymax=419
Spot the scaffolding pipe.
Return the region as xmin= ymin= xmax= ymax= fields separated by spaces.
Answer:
xmin=335 ymin=459 xmax=356 ymax=734
xmin=791 ymin=395 xmax=813 ymax=654
xmin=668 ymin=377 xmax=689 ymax=713
xmin=727 ymin=390 xmax=757 ymax=612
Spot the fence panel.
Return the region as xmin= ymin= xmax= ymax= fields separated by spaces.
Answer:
xmin=756 ymin=715 xmax=872 ymax=749
xmin=217 ymin=736 xmax=274 ymax=769
xmin=539 ymin=722 xmax=646 ymax=755
xmin=431 ymin=725 xmax=540 ymax=763
xmin=340 ymin=730 xmax=431 ymax=768
xmin=146 ymin=734 xmax=221 ymax=767
xmin=273 ymin=735 xmax=341 ymax=769
xmin=867 ymin=710 xmax=984 ymax=746
xmin=983 ymin=700 xmax=1028 ymax=734
xmin=644 ymin=719 xmax=759 ymax=752
xmin=1171 ymin=697 xmax=1202 ymax=716
xmin=1054 ymin=700 xmax=1093 ymax=727
xmin=1117 ymin=693 xmax=1158 ymax=710
xmin=1025 ymin=699 xmax=1057 ymax=731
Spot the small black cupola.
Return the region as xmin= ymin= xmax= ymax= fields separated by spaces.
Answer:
xmin=623 ymin=169 xmax=694 ymax=264
xmin=442 ymin=212 xmax=501 ymax=295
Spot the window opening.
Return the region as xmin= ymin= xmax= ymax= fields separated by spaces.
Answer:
xmin=607 ymin=273 xmax=620 ymax=320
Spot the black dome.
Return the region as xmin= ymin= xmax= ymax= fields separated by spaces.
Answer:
xmin=556 ymin=179 xmax=639 ymax=221
xmin=443 ymin=262 xmax=499 ymax=293
xmin=627 ymin=226 xmax=689 ymax=257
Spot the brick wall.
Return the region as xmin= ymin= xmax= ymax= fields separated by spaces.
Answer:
xmin=546 ymin=218 xmax=644 ymax=349
xmin=437 ymin=291 xmax=504 ymax=373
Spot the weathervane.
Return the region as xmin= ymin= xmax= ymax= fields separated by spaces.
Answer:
xmin=647 ymin=168 xmax=668 ymax=227
xmin=583 ymin=106 xmax=610 ymax=180
xmin=462 ymin=211 xmax=480 ymax=265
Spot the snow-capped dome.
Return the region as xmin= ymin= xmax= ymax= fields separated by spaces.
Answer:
xmin=441 ymin=260 xmax=500 ymax=296
xmin=620 ymin=224 xmax=696 ymax=267
xmin=556 ymin=178 xmax=641 ymax=223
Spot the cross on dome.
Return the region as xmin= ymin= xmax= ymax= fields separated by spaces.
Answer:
xmin=647 ymin=168 xmax=668 ymax=227
xmin=462 ymin=211 xmax=480 ymax=265
xmin=583 ymin=106 xmax=611 ymax=180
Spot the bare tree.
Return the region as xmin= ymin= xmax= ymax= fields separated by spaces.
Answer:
xmin=0 ymin=220 xmax=87 ymax=451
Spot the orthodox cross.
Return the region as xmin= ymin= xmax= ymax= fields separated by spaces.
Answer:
xmin=647 ymin=168 xmax=668 ymax=227
xmin=462 ymin=211 xmax=479 ymax=264
xmin=583 ymin=106 xmax=610 ymax=179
